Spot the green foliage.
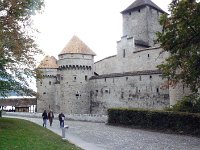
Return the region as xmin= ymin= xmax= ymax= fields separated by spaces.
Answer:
xmin=157 ymin=0 xmax=200 ymax=93
xmin=108 ymin=108 xmax=200 ymax=136
xmin=0 ymin=0 xmax=44 ymax=96
xmin=0 ymin=118 xmax=82 ymax=150
xmin=167 ymin=95 xmax=200 ymax=113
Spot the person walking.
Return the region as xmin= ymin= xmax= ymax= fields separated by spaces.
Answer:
xmin=42 ymin=110 xmax=48 ymax=128
xmin=48 ymin=110 xmax=54 ymax=126
xmin=58 ymin=112 xmax=65 ymax=128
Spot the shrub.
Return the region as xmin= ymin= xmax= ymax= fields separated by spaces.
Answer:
xmin=169 ymin=95 xmax=200 ymax=113
xmin=107 ymin=108 xmax=200 ymax=136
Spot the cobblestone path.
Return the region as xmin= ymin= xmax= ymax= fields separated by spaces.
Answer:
xmin=5 ymin=115 xmax=200 ymax=150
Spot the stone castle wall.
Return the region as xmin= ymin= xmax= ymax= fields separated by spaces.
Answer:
xmin=36 ymin=68 xmax=57 ymax=112
xmin=89 ymin=71 xmax=169 ymax=115
xmin=95 ymin=38 xmax=169 ymax=75
xmin=57 ymin=53 xmax=94 ymax=114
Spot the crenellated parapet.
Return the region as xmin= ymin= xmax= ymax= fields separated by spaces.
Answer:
xmin=58 ymin=65 xmax=92 ymax=70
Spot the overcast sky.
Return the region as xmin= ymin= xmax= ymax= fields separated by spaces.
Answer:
xmin=33 ymin=0 xmax=172 ymax=63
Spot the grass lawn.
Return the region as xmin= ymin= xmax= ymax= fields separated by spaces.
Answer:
xmin=0 ymin=117 xmax=82 ymax=150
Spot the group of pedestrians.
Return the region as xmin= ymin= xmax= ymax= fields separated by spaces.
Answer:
xmin=42 ymin=110 xmax=65 ymax=128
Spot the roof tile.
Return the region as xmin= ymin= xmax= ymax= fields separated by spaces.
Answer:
xmin=59 ymin=35 xmax=96 ymax=56
xmin=121 ymin=0 xmax=165 ymax=14
xmin=38 ymin=56 xmax=58 ymax=69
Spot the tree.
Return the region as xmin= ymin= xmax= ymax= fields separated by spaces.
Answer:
xmin=0 ymin=0 xmax=44 ymax=97
xmin=157 ymin=0 xmax=200 ymax=94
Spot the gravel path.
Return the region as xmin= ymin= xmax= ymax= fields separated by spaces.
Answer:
xmin=4 ymin=115 xmax=200 ymax=150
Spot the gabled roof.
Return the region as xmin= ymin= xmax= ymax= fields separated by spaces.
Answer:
xmin=37 ymin=56 xmax=58 ymax=69
xmin=121 ymin=0 xmax=165 ymax=14
xmin=59 ymin=35 xmax=96 ymax=56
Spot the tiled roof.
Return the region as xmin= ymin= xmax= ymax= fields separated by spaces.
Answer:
xmin=121 ymin=0 xmax=165 ymax=14
xmin=0 ymin=98 xmax=36 ymax=107
xmin=90 ymin=70 xmax=162 ymax=80
xmin=38 ymin=56 xmax=58 ymax=69
xmin=59 ymin=35 xmax=96 ymax=56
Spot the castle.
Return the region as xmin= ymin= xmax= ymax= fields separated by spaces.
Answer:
xmin=37 ymin=0 xmax=188 ymax=114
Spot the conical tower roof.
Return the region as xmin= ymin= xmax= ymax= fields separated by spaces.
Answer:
xmin=121 ymin=0 xmax=165 ymax=14
xmin=59 ymin=35 xmax=96 ymax=56
xmin=37 ymin=56 xmax=58 ymax=69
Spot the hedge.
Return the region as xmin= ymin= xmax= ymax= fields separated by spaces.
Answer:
xmin=107 ymin=108 xmax=200 ymax=136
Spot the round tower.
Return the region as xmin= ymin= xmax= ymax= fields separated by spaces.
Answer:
xmin=36 ymin=56 xmax=58 ymax=112
xmin=57 ymin=35 xmax=96 ymax=114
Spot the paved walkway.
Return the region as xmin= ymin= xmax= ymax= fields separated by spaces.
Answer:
xmin=4 ymin=115 xmax=200 ymax=150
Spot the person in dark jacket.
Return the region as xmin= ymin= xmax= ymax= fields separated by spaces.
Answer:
xmin=42 ymin=110 xmax=48 ymax=127
xmin=48 ymin=110 xmax=54 ymax=126
xmin=58 ymin=112 xmax=65 ymax=128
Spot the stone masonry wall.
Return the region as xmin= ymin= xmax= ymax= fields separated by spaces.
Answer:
xmin=36 ymin=68 xmax=58 ymax=113
xmin=58 ymin=53 xmax=94 ymax=114
xmin=94 ymin=41 xmax=169 ymax=76
xmin=89 ymin=73 xmax=169 ymax=115
xmin=122 ymin=7 xmax=149 ymax=45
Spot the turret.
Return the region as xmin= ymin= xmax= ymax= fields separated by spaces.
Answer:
xmin=36 ymin=56 xmax=58 ymax=112
xmin=57 ymin=35 xmax=96 ymax=114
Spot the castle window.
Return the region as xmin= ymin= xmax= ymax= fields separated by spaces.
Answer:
xmin=73 ymin=75 xmax=77 ymax=81
xmin=95 ymin=90 xmax=98 ymax=96
xmin=76 ymin=91 xmax=81 ymax=99
xmin=49 ymin=81 xmax=51 ymax=85
xmin=139 ymin=76 xmax=142 ymax=81
xmin=123 ymin=49 xmax=126 ymax=58
xmin=105 ymin=78 xmax=107 ymax=82
xmin=126 ymin=77 xmax=128 ymax=81
xmin=150 ymin=75 xmax=152 ymax=79
xmin=148 ymin=54 xmax=150 ymax=58
xmin=56 ymin=74 xmax=60 ymax=81
xmin=129 ymin=12 xmax=131 ymax=15
xmin=85 ymin=75 xmax=88 ymax=81
xmin=121 ymin=92 xmax=124 ymax=99
xmin=138 ymin=9 xmax=140 ymax=12
xmin=43 ymin=92 xmax=46 ymax=95
xmin=157 ymin=88 xmax=159 ymax=93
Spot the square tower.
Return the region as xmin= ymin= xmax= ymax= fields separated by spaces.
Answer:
xmin=121 ymin=0 xmax=165 ymax=47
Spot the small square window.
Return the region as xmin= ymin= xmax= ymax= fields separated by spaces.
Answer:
xmin=61 ymin=75 xmax=63 ymax=80
xmin=73 ymin=76 xmax=77 ymax=81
